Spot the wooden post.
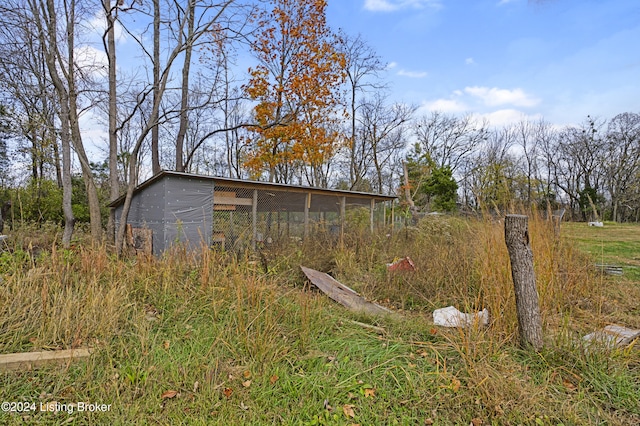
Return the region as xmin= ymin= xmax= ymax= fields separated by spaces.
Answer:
xmin=304 ymin=192 xmax=311 ymax=239
xmin=370 ymin=199 xmax=375 ymax=233
xmin=252 ymin=189 xmax=258 ymax=249
xmin=504 ymin=214 xmax=543 ymax=351
xmin=391 ymin=201 xmax=395 ymax=233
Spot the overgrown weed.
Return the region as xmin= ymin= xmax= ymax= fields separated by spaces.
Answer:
xmin=0 ymin=213 xmax=638 ymax=424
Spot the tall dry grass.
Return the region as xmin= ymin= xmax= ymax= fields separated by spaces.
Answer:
xmin=0 ymin=215 xmax=636 ymax=424
xmin=317 ymin=210 xmax=599 ymax=346
xmin=0 ymin=211 xmax=598 ymax=354
xmin=0 ymin=243 xmax=130 ymax=352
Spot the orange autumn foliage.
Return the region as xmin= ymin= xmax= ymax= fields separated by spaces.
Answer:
xmin=244 ymin=0 xmax=346 ymax=181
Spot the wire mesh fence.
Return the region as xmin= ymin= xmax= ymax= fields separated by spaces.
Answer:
xmin=212 ymin=185 xmax=389 ymax=252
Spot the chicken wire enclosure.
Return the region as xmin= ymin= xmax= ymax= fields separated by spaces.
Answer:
xmin=110 ymin=171 xmax=396 ymax=256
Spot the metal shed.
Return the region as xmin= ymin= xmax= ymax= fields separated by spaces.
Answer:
xmin=111 ymin=171 xmax=396 ymax=255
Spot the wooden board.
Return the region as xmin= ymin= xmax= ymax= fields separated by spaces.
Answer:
xmin=300 ymin=266 xmax=393 ymax=316
xmin=583 ymin=324 xmax=640 ymax=349
xmin=214 ymin=191 xmax=253 ymax=210
xmin=0 ymin=348 xmax=92 ymax=372
xmin=214 ymin=191 xmax=237 ymax=211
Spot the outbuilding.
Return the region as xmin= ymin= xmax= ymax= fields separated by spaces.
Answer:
xmin=110 ymin=171 xmax=396 ymax=255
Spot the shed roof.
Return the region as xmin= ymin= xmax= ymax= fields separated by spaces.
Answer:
xmin=109 ymin=171 xmax=396 ymax=211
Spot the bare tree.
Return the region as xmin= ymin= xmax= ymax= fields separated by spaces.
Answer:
xmin=603 ymin=112 xmax=640 ymax=222
xmin=114 ymin=0 xmax=235 ymax=255
xmin=337 ymin=32 xmax=387 ymax=190
xmin=0 ymin=4 xmax=61 ymax=185
xmin=357 ymin=95 xmax=414 ymax=193
xmin=1 ymin=0 xmax=104 ymax=244
xmin=101 ymin=0 xmax=120 ymax=242
xmin=514 ymin=119 xmax=541 ymax=206
xmin=174 ymin=0 xmax=196 ymax=172
xmin=151 ymin=0 xmax=161 ymax=174
xmin=534 ymin=119 xmax=559 ymax=207
xmin=466 ymin=126 xmax=518 ymax=212
xmin=553 ymin=116 xmax=606 ymax=218
xmin=413 ymin=111 xmax=488 ymax=176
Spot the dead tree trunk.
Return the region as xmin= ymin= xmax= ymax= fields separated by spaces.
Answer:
xmin=504 ymin=214 xmax=543 ymax=351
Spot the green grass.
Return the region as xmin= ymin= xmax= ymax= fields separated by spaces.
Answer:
xmin=1 ymin=217 xmax=639 ymax=425
xmin=563 ymin=221 xmax=640 ymax=281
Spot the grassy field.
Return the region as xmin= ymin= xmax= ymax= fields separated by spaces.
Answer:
xmin=564 ymin=221 xmax=640 ymax=281
xmin=0 ymin=216 xmax=638 ymax=425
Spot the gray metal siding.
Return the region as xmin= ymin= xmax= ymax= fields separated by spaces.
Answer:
xmin=162 ymin=176 xmax=213 ymax=252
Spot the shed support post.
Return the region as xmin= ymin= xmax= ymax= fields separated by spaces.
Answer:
xmin=252 ymin=189 xmax=258 ymax=249
xmin=391 ymin=201 xmax=395 ymax=233
xmin=340 ymin=196 xmax=346 ymax=236
xmin=370 ymin=199 xmax=375 ymax=233
xmin=304 ymin=193 xmax=311 ymax=239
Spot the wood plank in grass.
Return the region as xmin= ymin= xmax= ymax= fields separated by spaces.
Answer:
xmin=0 ymin=348 xmax=92 ymax=372
xmin=300 ymin=266 xmax=394 ymax=316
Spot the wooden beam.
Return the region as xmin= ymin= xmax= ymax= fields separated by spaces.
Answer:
xmin=0 ymin=348 xmax=92 ymax=372
xmin=213 ymin=196 xmax=253 ymax=206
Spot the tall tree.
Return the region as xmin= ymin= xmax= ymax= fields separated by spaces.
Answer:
xmin=33 ymin=0 xmax=81 ymax=244
xmin=338 ymin=32 xmax=387 ymax=190
xmin=114 ymin=0 xmax=234 ymax=255
xmin=603 ymin=112 xmax=640 ymax=221
xmin=243 ymin=0 xmax=346 ymax=184
xmin=102 ymin=0 xmax=119 ymax=243
xmin=151 ymin=0 xmax=161 ymax=174
xmin=357 ymin=95 xmax=414 ymax=193
xmin=0 ymin=3 xmax=61 ymax=186
xmin=554 ymin=116 xmax=606 ymax=218
xmin=174 ymin=0 xmax=196 ymax=172
xmin=1 ymin=0 xmax=102 ymax=244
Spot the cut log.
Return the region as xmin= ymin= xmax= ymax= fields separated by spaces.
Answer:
xmin=300 ymin=266 xmax=393 ymax=316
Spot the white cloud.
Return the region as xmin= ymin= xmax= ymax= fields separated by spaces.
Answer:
xmin=363 ymin=0 xmax=442 ymax=12
xmin=497 ymin=0 xmax=519 ymax=5
xmin=418 ymin=98 xmax=468 ymax=114
xmin=88 ymin=11 xmax=126 ymax=43
xmin=387 ymin=61 xmax=398 ymax=69
xmin=74 ymin=46 xmax=108 ymax=78
xmin=397 ymin=69 xmax=428 ymax=78
xmin=474 ymin=109 xmax=543 ymax=127
xmin=79 ymin=111 xmax=108 ymax=159
xmin=465 ymin=57 xmax=476 ymax=65
xmin=464 ymin=86 xmax=540 ymax=107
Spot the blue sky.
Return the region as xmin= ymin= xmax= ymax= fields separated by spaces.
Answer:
xmin=326 ymin=0 xmax=640 ymax=127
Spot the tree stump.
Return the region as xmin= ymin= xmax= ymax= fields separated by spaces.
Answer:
xmin=504 ymin=214 xmax=543 ymax=351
